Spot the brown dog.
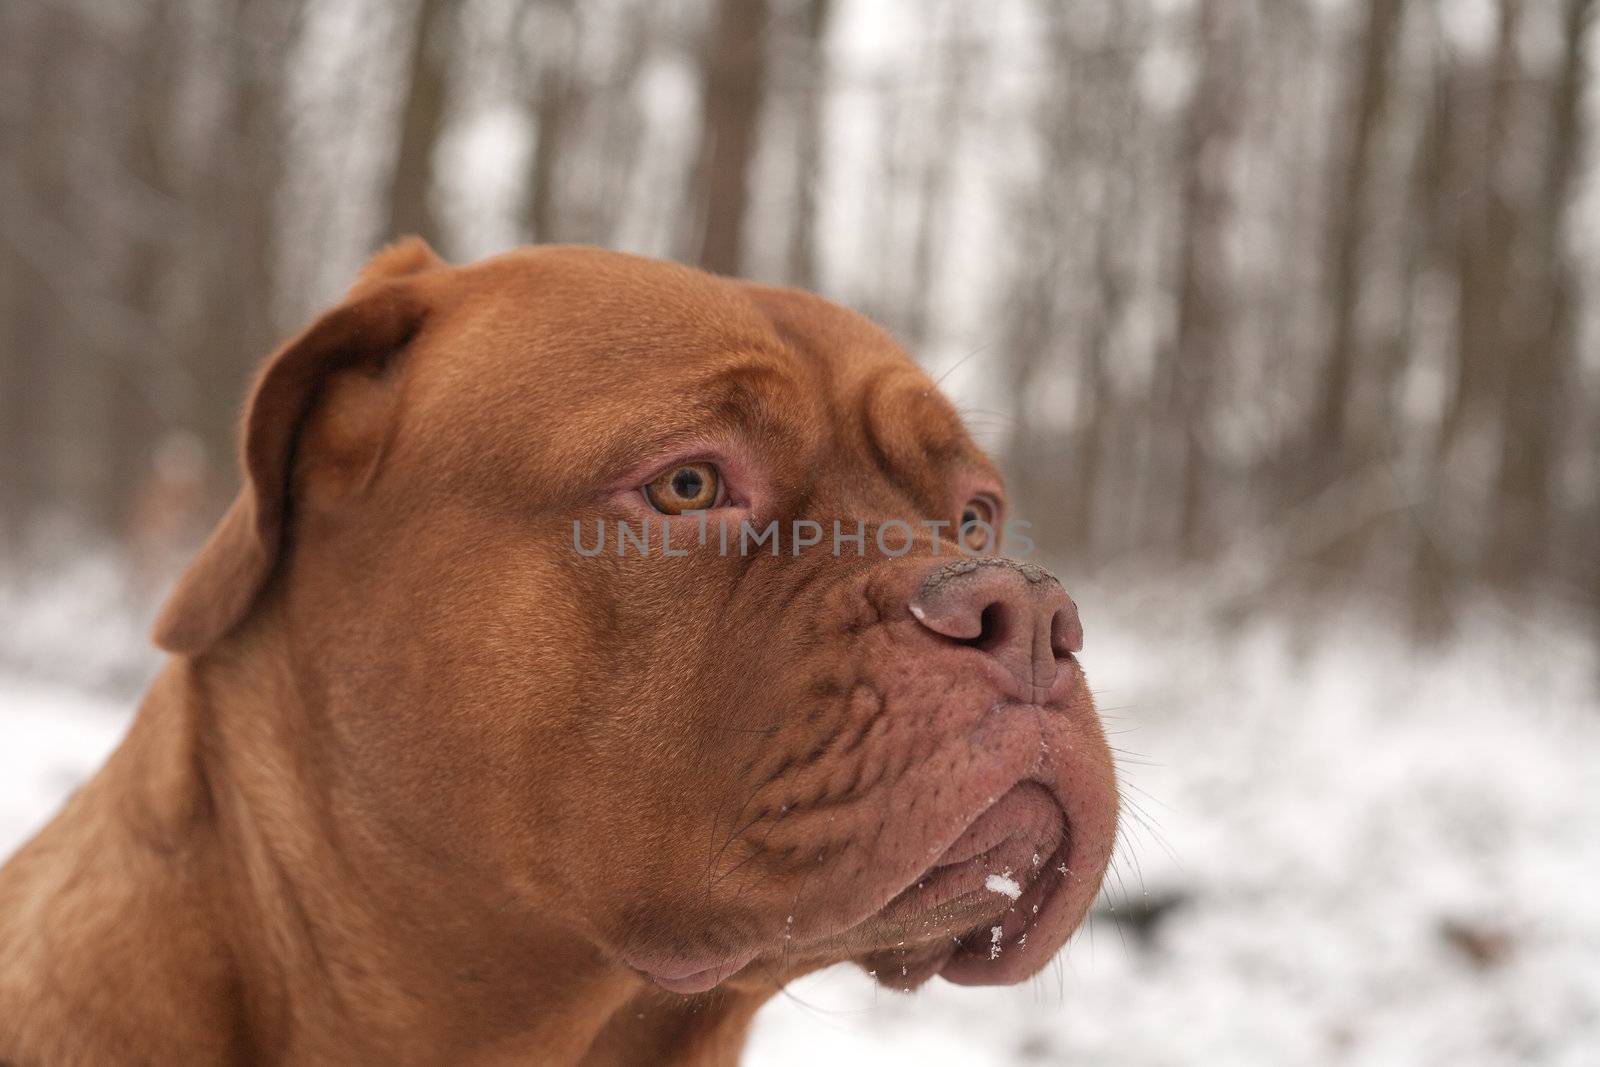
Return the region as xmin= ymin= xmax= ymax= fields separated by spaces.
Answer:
xmin=0 ymin=242 xmax=1118 ymax=1065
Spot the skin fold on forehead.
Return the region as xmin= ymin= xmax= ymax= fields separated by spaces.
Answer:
xmin=391 ymin=246 xmax=999 ymax=520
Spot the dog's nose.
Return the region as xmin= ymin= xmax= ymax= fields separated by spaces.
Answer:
xmin=907 ymin=558 xmax=1081 ymax=691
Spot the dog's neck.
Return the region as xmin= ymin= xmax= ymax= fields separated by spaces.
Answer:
xmin=0 ymin=628 xmax=769 ymax=1066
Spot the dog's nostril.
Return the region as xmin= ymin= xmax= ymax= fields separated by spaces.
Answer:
xmin=1049 ymin=603 xmax=1083 ymax=656
xmin=966 ymin=602 xmax=1011 ymax=655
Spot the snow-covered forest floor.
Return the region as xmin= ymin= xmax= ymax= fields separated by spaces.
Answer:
xmin=3 ymin=563 xmax=1597 ymax=1066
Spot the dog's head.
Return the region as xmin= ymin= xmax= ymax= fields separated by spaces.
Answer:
xmin=156 ymin=242 xmax=1117 ymax=994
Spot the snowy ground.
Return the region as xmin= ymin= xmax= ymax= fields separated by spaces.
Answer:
xmin=3 ymin=575 xmax=1598 ymax=1066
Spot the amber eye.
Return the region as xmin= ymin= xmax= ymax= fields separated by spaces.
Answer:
xmin=644 ymin=462 xmax=721 ymax=514
xmin=959 ymin=496 xmax=998 ymax=553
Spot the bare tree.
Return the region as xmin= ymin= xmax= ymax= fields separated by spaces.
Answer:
xmin=104 ymin=0 xmax=185 ymax=534
xmin=785 ymin=0 xmax=833 ymax=290
xmin=0 ymin=5 xmax=73 ymax=558
xmin=689 ymin=0 xmax=770 ymax=276
xmin=1489 ymin=0 xmax=1593 ymax=580
xmin=181 ymin=0 xmax=303 ymax=491
xmin=520 ymin=1 xmax=581 ymax=245
xmin=1438 ymin=1 xmax=1522 ymax=464
xmin=385 ymin=0 xmax=454 ymax=249
xmin=1313 ymin=0 xmax=1404 ymax=466
xmin=900 ymin=2 xmax=981 ymax=349
xmin=1162 ymin=0 xmax=1242 ymax=558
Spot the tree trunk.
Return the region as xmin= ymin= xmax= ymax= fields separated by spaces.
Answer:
xmin=902 ymin=2 xmax=977 ymax=349
xmin=1437 ymin=0 xmax=1520 ymax=459
xmin=690 ymin=0 xmax=770 ymax=276
xmin=1487 ymin=0 xmax=1591 ymax=581
xmin=104 ymin=0 xmax=183 ymax=536
xmin=0 ymin=5 xmax=73 ymax=560
xmin=516 ymin=0 xmax=580 ymax=244
xmin=785 ymin=0 xmax=832 ymax=290
xmin=180 ymin=0 xmax=301 ymax=502
xmin=1073 ymin=211 xmax=1123 ymax=558
xmin=1313 ymin=0 xmax=1403 ymax=465
xmin=1164 ymin=0 xmax=1240 ymax=558
xmin=1406 ymin=11 xmax=1462 ymax=642
xmin=385 ymin=0 xmax=452 ymax=249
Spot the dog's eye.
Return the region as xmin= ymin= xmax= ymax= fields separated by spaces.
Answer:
xmin=645 ymin=462 xmax=721 ymax=514
xmin=959 ymin=496 xmax=998 ymax=553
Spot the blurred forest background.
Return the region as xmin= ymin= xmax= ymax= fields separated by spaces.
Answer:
xmin=2 ymin=0 xmax=1598 ymax=653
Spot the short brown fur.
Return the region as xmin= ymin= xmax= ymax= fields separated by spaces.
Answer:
xmin=0 ymin=242 xmax=1117 ymax=1065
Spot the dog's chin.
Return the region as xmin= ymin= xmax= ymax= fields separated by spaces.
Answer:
xmin=849 ymin=781 xmax=1075 ymax=990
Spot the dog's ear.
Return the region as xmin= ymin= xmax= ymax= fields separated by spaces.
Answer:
xmin=152 ymin=238 xmax=446 ymax=655
xmin=351 ymin=235 xmax=447 ymax=293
